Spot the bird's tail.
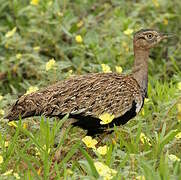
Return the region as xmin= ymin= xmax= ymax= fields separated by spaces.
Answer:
xmin=4 ymin=92 xmax=43 ymax=121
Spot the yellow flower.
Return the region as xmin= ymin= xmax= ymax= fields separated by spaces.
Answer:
xmin=46 ymin=58 xmax=56 ymax=71
xmin=35 ymin=147 xmax=40 ymax=156
xmin=177 ymin=113 xmax=181 ymax=123
xmin=2 ymin=169 xmax=13 ymax=176
xmin=115 ymin=66 xmax=123 ymax=74
xmin=23 ymin=122 xmax=28 ymax=129
xmin=0 ymin=141 xmax=9 ymax=148
xmin=77 ymin=20 xmax=84 ymax=28
xmin=96 ymin=145 xmax=108 ymax=155
xmin=37 ymin=167 xmax=42 ymax=175
xmin=168 ymin=154 xmax=180 ymax=162
xmin=75 ymin=35 xmax=83 ymax=43
xmin=177 ymin=104 xmax=181 ymax=122
xmin=141 ymin=109 xmax=145 ymax=116
xmin=163 ymin=18 xmax=168 ymax=25
xmin=112 ymin=138 xmax=117 ymax=146
xmin=48 ymin=1 xmax=52 ymax=6
xmin=103 ymin=174 xmax=113 ymax=180
xmin=177 ymin=104 xmax=181 ymax=112
xmin=136 ymin=175 xmax=146 ymax=180
xmin=0 ymin=109 xmax=5 ymax=116
xmin=82 ymin=136 xmax=98 ymax=149
xmin=16 ymin=53 xmax=22 ymax=60
xmin=140 ymin=132 xmax=151 ymax=146
xmin=33 ymin=46 xmax=40 ymax=51
xmin=5 ymin=27 xmax=17 ymax=38
xmin=0 ymin=155 xmax=3 ymax=164
xmin=94 ymin=162 xmax=108 ymax=176
xmin=30 ymin=0 xmax=39 ymax=6
xmin=94 ymin=161 xmax=117 ymax=179
xmin=152 ymin=0 xmax=159 ymax=7
xmin=99 ymin=113 xmax=115 ymax=125
xmin=5 ymin=141 xmax=9 ymax=147
xmin=177 ymin=82 xmax=181 ymax=90
xmin=67 ymin=69 xmax=73 ymax=78
xmin=8 ymin=121 xmax=18 ymax=128
xmin=13 ymin=173 xmax=20 ymax=179
xmin=67 ymin=169 xmax=73 ymax=175
xmin=57 ymin=12 xmax=64 ymax=17
xmin=101 ymin=64 xmax=112 ymax=73
xmin=175 ymin=132 xmax=181 ymax=139
xmin=25 ymin=86 xmax=39 ymax=95
xmin=123 ymin=28 xmax=133 ymax=36
xmin=0 ymin=95 xmax=3 ymax=101
xmin=178 ymin=116 xmax=181 ymax=123
xmin=122 ymin=42 xmax=129 ymax=52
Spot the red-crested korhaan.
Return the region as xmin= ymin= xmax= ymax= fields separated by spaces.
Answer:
xmin=5 ymin=29 xmax=168 ymax=135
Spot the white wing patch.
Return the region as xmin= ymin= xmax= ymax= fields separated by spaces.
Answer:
xmin=135 ymin=96 xmax=143 ymax=113
xmin=136 ymin=102 xmax=142 ymax=113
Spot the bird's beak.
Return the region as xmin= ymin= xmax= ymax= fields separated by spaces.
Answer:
xmin=160 ymin=33 xmax=176 ymax=40
xmin=160 ymin=34 xmax=168 ymax=40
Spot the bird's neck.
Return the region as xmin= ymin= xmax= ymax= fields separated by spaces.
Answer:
xmin=132 ymin=47 xmax=149 ymax=97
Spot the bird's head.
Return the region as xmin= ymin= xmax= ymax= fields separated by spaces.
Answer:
xmin=133 ymin=29 xmax=168 ymax=50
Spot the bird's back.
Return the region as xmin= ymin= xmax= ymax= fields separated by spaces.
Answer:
xmin=5 ymin=73 xmax=144 ymax=123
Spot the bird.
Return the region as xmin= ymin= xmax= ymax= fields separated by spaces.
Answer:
xmin=5 ymin=29 xmax=167 ymax=135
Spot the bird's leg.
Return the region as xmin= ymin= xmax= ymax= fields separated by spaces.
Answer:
xmin=53 ymin=118 xmax=77 ymax=162
xmin=96 ymin=128 xmax=113 ymax=146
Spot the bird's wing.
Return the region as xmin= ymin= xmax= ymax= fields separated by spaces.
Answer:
xmin=41 ymin=73 xmax=143 ymax=118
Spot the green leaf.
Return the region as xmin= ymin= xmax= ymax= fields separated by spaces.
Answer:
xmin=59 ymin=141 xmax=80 ymax=169
xmin=79 ymin=146 xmax=99 ymax=178
xmin=160 ymin=129 xmax=178 ymax=150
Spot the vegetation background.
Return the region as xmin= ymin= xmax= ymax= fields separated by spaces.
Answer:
xmin=0 ymin=0 xmax=181 ymax=179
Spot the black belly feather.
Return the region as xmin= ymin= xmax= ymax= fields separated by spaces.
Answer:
xmin=70 ymin=100 xmax=137 ymax=136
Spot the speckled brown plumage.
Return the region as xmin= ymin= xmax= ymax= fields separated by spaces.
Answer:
xmin=6 ymin=73 xmax=143 ymax=119
xmin=5 ymin=29 xmax=167 ymax=135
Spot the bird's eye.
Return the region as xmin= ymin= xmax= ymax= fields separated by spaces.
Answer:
xmin=146 ymin=34 xmax=153 ymax=39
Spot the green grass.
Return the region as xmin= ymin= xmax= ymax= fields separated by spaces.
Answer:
xmin=0 ymin=0 xmax=181 ymax=179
